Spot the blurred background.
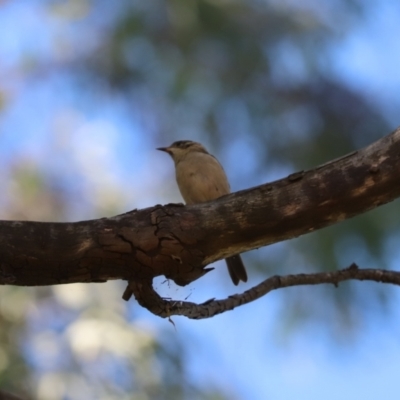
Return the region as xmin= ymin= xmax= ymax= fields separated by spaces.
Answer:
xmin=0 ymin=0 xmax=400 ymax=399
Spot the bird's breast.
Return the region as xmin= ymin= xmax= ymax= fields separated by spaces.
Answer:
xmin=175 ymin=155 xmax=230 ymax=205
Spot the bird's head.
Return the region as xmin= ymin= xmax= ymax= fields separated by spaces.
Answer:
xmin=157 ymin=140 xmax=208 ymax=163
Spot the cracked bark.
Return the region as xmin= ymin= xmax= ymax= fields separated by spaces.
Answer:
xmin=0 ymin=127 xmax=400 ymax=317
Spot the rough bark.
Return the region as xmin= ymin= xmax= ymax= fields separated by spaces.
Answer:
xmin=0 ymin=127 xmax=400 ymax=315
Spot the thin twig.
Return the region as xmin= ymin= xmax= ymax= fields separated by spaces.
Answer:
xmin=131 ymin=264 xmax=400 ymax=319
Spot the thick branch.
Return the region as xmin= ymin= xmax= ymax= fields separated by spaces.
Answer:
xmin=197 ymin=126 xmax=400 ymax=264
xmin=0 ymin=127 xmax=399 ymax=288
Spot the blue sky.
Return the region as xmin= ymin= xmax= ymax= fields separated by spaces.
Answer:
xmin=1 ymin=1 xmax=400 ymax=399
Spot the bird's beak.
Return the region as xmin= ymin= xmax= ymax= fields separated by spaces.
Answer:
xmin=157 ymin=146 xmax=170 ymax=153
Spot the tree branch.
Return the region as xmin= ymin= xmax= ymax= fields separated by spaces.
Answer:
xmin=130 ymin=264 xmax=400 ymax=319
xmin=0 ymin=127 xmax=400 ymax=315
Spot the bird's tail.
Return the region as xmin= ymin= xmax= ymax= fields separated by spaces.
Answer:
xmin=225 ymin=255 xmax=248 ymax=285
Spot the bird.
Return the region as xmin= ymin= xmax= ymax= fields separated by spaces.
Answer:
xmin=157 ymin=140 xmax=248 ymax=285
